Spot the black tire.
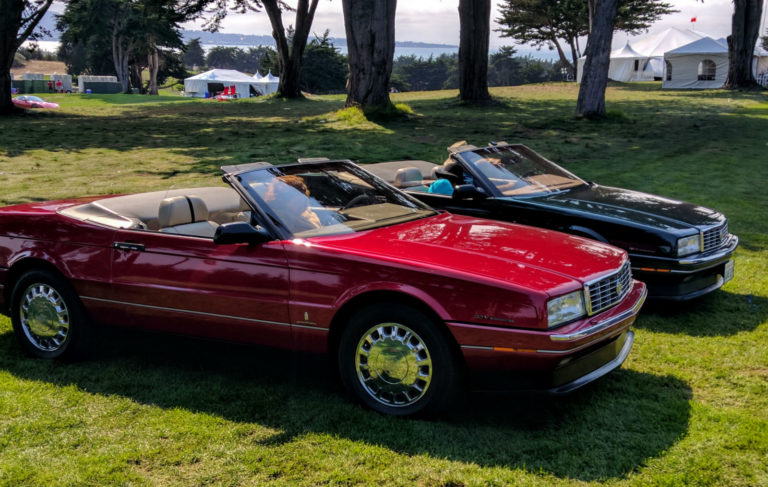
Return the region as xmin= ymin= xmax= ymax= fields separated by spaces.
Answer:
xmin=338 ymin=303 xmax=461 ymax=416
xmin=10 ymin=269 xmax=91 ymax=360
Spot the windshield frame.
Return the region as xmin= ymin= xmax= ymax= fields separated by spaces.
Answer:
xmin=223 ymin=160 xmax=439 ymax=240
xmin=453 ymin=144 xmax=586 ymax=198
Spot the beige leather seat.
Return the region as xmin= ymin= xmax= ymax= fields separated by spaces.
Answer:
xmin=393 ymin=167 xmax=425 ymax=188
xmin=158 ymin=195 xmax=219 ymax=238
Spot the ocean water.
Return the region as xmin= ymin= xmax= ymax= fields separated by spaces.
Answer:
xmin=22 ymin=40 xmax=558 ymax=63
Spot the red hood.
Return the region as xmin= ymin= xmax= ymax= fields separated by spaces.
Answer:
xmin=307 ymin=213 xmax=627 ymax=295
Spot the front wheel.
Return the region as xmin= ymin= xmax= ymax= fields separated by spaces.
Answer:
xmin=10 ymin=269 xmax=91 ymax=360
xmin=338 ymin=303 xmax=461 ymax=416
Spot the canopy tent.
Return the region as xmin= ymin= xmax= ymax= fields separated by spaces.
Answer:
xmin=607 ymin=43 xmax=645 ymax=82
xmin=251 ymin=70 xmax=279 ymax=95
xmin=754 ymin=46 xmax=768 ymax=86
xmin=577 ymin=27 xmax=705 ymax=82
xmin=184 ymin=69 xmax=264 ymax=98
xmin=662 ymin=37 xmax=728 ymax=89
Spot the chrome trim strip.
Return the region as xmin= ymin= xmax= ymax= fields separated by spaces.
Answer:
xmin=80 ymin=296 xmax=327 ymax=331
xmin=291 ymin=323 xmax=328 ymax=331
xmin=549 ymin=286 xmax=647 ymax=342
xmin=460 ymin=345 xmax=494 ymax=351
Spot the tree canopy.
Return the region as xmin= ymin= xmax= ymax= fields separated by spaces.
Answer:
xmin=496 ymin=0 xmax=676 ymax=73
xmin=57 ymin=0 xmax=209 ymax=93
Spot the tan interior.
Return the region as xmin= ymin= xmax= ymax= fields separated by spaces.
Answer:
xmin=59 ymin=186 xmax=251 ymax=238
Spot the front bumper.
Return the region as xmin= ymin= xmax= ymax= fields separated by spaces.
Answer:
xmin=630 ymin=234 xmax=737 ymax=300
xmin=448 ymin=280 xmax=646 ymax=393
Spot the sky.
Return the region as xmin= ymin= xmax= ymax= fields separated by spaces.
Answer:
xmin=187 ymin=0 xmax=764 ymax=50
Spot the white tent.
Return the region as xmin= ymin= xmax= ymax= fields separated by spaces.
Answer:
xmin=184 ymin=69 xmax=263 ymax=98
xmin=753 ymin=45 xmax=768 ymax=86
xmin=251 ymin=71 xmax=279 ymax=95
xmin=607 ymin=43 xmax=646 ymax=82
xmin=662 ymin=37 xmax=728 ymax=89
xmin=577 ymin=27 xmax=705 ymax=82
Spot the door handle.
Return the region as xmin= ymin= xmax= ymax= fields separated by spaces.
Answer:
xmin=112 ymin=242 xmax=145 ymax=252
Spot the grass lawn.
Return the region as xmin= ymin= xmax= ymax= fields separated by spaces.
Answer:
xmin=1 ymin=84 xmax=767 ymax=486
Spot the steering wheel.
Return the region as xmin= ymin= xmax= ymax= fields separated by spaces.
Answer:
xmin=340 ymin=194 xmax=374 ymax=211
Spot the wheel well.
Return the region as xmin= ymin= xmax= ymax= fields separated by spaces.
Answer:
xmin=327 ymin=290 xmax=466 ymax=371
xmin=4 ymin=258 xmax=68 ymax=309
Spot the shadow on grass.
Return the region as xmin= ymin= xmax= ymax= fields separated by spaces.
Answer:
xmin=637 ymin=291 xmax=768 ymax=337
xmin=0 ymin=326 xmax=692 ymax=482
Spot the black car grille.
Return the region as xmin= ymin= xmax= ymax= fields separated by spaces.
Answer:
xmin=702 ymin=221 xmax=728 ymax=253
xmin=586 ymin=261 xmax=632 ymax=315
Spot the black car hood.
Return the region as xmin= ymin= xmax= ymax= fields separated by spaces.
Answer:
xmin=512 ymin=184 xmax=724 ymax=231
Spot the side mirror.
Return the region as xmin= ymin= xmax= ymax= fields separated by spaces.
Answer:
xmin=214 ymin=222 xmax=273 ymax=245
xmin=452 ymin=184 xmax=488 ymax=200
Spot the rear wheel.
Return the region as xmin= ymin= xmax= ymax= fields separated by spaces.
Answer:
xmin=10 ymin=269 xmax=91 ymax=360
xmin=338 ymin=303 xmax=461 ymax=416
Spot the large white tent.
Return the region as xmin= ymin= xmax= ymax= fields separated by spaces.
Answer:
xmin=577 ymin=27 xmax=705 ymax=82
xmin=662 ymin=37 xmax=728 ymax=89
xmin=251 ymin=71 xmax=279 ymax=95
xmin=184 ymin=69 xmax=263 ymax=98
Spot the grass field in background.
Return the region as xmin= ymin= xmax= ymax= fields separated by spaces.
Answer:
xmin=0 ymin=84 xmax=767 ymax=486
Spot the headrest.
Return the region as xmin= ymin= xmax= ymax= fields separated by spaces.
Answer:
xmin=158 ymin=195 xmax=209 ymax=227
xmin=393 ymin=167 xmax=423 ymax=187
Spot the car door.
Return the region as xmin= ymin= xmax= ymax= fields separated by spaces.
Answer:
xmin=106 ymin=229 xmax=292 ymax=348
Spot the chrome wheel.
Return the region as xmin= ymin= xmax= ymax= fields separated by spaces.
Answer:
xmin=355 ymin=323 xmax=433 ymax=408
xmin=19 ymin=283 xmax=70 ymax=352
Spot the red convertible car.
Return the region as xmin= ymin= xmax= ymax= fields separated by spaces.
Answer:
xmin=0 ymin=160 xmax=646 ymax=416
xmin=11 ymin=95 xmax=59 ymax=109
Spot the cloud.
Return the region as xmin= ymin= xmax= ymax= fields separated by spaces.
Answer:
xmin=186 ymin=0 xmax=743 ymax=50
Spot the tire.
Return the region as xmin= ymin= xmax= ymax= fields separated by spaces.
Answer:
xmin=10 ymin=269 xmax=91 ymax=360
xmin=338 ymin=303 xmax=461 ymax=416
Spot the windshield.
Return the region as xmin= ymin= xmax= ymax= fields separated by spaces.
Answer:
xmin=24 ymin=96 xmax=44 ymax=102
xmin=459 ymin=145 xmax=585 ymax=196
xmin=234 ymin=162 xmax=437 ymax=238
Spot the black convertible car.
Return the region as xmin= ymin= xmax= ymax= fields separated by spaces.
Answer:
xmin=364 ymin=142 xmax=737 ymax=300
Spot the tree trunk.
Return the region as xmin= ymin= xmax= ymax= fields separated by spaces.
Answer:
xmin=576 ymin=0 xmax=618 ymax=119
xmin=0 ymin=0 xmax=53 ymax=115
xmin=724 ymin=0 xmax=764 ymax=89
xmin=111 ymin=23 xmax=133 ymax=94
xmin=342 ymin=0 xmax=397 ymax=109
xmin=147 ymin=44 xmax=159 ymax=95
xmin=130 ymin=65 xmax=144 ymax=94
xmin=262 ymin=0 xmax=319 ymax=98
xmin=458 ymin=0 xmax=490 ymax=102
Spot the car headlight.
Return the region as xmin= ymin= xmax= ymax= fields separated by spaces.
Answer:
xmin=677 ymin=234 xmax=701 ymax=257
xmin=547 ymin=290 xmax=586 ymax=328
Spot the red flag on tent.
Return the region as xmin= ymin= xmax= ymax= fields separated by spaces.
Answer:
xmin=691 ymin=17 xmax=697 ymax=22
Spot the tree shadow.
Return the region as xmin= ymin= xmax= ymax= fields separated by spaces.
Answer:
xmin=0 ymin=326 xmax=692 ymax=482
xmin=636 ymin=291 xmax=768 ymax=337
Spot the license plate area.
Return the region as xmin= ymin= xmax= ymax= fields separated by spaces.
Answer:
xmin=724 ymin=259 xmax=734 ymax=283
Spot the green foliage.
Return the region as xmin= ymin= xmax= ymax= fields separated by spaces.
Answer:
xmin=392 ymin=48 xmax=562 ymax=91
xmin=393 ymin=54 xmax=458 ymax=91
xmin=0 ymin=86 xmax=767 ymax=486
xmin=206 ymin=46 xmax=274 ymax=73
xmin=299 ymin=31 xmax=348 ymax=94
xmin=182 ymin=37 xmax=205 ymax=68
xmin=496 ymin=0 xmax=677 ymax=69
xmin=16 ymin=44 xmax=60 ymax=62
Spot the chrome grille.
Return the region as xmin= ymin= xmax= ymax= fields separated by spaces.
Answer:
xmin=702 ymin=221 xmax=728 ymax=253
xmin=586 ymin=261 xmax=632 ymax=315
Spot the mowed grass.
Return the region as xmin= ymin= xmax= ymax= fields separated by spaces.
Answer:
xmin=1 ymin=84 xmax=767 ymax=486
